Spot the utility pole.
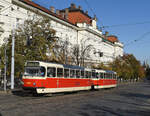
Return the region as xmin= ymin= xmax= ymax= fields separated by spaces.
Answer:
xmin=11 ymin=25 xmax=15 ymax=89
xmin=3 ymin=38 xmax=8 ymax=91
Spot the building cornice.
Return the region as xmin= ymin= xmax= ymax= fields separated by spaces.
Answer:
xmin=12 ymin=0 xmax=79 ymax=30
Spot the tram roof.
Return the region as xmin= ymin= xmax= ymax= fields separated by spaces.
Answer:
xmin=105 ymin=70 xmax=116 ymax=74
xmin=63 ymin=64 xmax=84 ymax=70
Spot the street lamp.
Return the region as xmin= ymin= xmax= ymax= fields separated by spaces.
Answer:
xmin=11 ymin=25 xmax=15 ymax=90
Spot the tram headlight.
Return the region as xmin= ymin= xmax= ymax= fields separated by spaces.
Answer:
xmin=33 ymin=82 xmax=36 ymax=86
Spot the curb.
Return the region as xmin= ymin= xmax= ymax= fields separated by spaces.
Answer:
xmin=0 ymin=90 xmax=12 ymax=94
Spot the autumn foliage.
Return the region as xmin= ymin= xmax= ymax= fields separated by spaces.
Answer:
xmin=95 ymin=54 xmax=145 ymax=80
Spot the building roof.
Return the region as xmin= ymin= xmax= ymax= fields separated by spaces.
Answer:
xmin=60 ymin=3 xmax=92 ymax=25
xmin=19 ymin=0 xmax=76 ymax=26
xmin=107 ymin=35 xmax=119 ymax=43
xmin=17 ymin=1 xmax=121 ymax=46
xmin=68 ymin=11 xmax=92 ymax=25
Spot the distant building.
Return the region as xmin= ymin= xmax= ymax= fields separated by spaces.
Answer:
xmin=0 ymin=0 xmax=123 ymax=66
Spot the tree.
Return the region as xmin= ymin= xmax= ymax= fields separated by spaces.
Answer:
xmin=0 ymin=15 xmax=57 ymax=78
xmin=55 ymin=37 xmax=71 ymax=64
xmin=143 ymin=61 xmax=150 ymax=79
xmin=110 ymin=54 xmax=145 ymax=80
xmin=94 ymin=54 xmax=145 ymax=80
xmin=70 ymin=38 xmax=94 ymax=66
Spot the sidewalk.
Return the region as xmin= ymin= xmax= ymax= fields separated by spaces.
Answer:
xmin=0 ymin=89 xmax=11 ymax=94
xmin=0 ymin=87 xmax=22 ymax=94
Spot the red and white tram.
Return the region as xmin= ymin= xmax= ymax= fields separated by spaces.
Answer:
xmin=22 ymin=61 xmax=117 ymax=94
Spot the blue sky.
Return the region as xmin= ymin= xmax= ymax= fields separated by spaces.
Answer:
xmin=33 ymin=0 xmax=150 ymax=64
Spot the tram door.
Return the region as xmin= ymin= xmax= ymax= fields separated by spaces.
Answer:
xmin=92 ymin=70 xmax=99 ymax=88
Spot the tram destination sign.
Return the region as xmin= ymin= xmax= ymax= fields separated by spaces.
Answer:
xmin=26 ymin=62 xmax=39 ymax=67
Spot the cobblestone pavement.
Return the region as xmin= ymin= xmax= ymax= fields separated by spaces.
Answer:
xmin=0 ymin=82 xmax=150 ymax=116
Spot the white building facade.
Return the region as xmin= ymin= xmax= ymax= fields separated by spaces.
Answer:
xmin=0 ymin=0 xmax=123 ymax=66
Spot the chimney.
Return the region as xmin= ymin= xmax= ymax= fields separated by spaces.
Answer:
xmin=78 ymin=5 xmax=82 ymax=10
xmin=50 ymin=6 xmax=55 ymax=13
xmin=61 ymin=12 xmax=65 ymax=18
xmin=92 ymin=15 xmax=97 ymax=29
xmin=93 ymin=15 xmax=97 ymax=21
xmin=105 ymin=31 xmax=109 ymax=36
xmin=56 ymin=9 xmax=60 ymax=15
xmin=65 ymin=8 xmax=69 ymax=19
xmin=70 ymin=3 xmax=76 ymax=9
xmin=85 ymin=11 xmax=88 ymax=15
xmin=104 ymin=31 xmax=109 ymax=39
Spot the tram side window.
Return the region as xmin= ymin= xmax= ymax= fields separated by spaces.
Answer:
xmin=81 ymin=70 xmax=84 ymax=78
xmin=92 ymin=71 xmax=96 ymax=78
xmin=115 ymin=74 xmax=117 ymax=79
xmin=102 ymin=73 xmax=104 ymax=79
xmin=40 ymin=67 xmax=46 ymax=77
xmin=112 ymin=74 xmax=114 ymax=79
xmin=70 ymin=69 xmax=75 ymax=78
xmin=104 ymin=73 xmax=106 ymax=79
xmin=76 ymin=70 xmax=80 ymax=78
xmin=100 ymin=73 xmax=103 ymax=79
xmin=113 ymin=74 xmax=115 ymax=79
xmin=107 ymin=73 xmax=109 ymax=79
xmin=88 ymin=72 xmax=92 ymax=78
xmin=85 ymin=71 xmax=88 ymax=78
xmin=102 ymin=73 xmax=104 ymax=78
xmin=57 ymin=68 xmax=63 ymax=77
xmin=106 ymin=73 xmax=108 ymax=79
xmin=95 ymin=72 xmax=99 ymax=78
xmin=108 ymin=73 xmax=110 ymax=79
xmin=64 ymin=69 xmax=70 ymax=78
xmin=109 ymin=74 xmax=111 ymax=79
xmin=47 ymin=67 xmax=56 ymax=77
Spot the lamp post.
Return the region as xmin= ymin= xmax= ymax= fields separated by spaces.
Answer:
xmin=11 ymin=25 xmax=15 ymax=90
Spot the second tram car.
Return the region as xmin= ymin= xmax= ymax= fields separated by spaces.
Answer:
xmin=22 ymin=61 xmax=117 ymax=94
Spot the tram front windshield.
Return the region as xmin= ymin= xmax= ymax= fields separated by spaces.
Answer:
xmin=24 ymin=66 xmax=45 ymax=77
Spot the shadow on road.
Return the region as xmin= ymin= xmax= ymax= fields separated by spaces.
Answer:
xmin=119 ymin=92 xmax=150 ymax=100
xmin=11 ymin=89 xmax=35 ymax=97
xmin=79 ymin=103 xmax=150 ymax=116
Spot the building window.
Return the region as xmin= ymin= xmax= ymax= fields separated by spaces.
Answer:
xmin=16 ymin=18 xmax=20 ymax=23
xmin=11 ymin=7 xmax=14 ymax=11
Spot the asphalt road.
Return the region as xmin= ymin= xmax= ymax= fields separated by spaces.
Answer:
xmin=0 ymin=82 xmax=150 ymax=116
